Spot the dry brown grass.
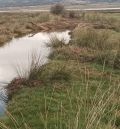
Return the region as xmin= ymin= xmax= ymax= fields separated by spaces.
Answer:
xmin=0 ymin=12 xmax=80 ymax=46
xmin=0 ymin=11 xmax=119 ymax=46
xmin=81 ymin=12 xmax=120 ymax=31
xmin=72 ymin=26 xmax=120 ymax=68
xmin=0 ymin=12 xmax=52 ymax=44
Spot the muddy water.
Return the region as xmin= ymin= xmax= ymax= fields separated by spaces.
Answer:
xmin=0 ymin=30 xmax=71 ymax=116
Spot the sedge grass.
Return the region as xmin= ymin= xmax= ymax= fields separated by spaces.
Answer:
xmin=0 ymin=61 xmax=119 ymax=129
xmin=0 ymin=12 xmax=120 ymax=129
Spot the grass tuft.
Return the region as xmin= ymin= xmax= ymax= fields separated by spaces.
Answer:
xmin=72 ymin=26 xmax=120 ymax=68
xmin=47 ymin=36 xmax=67 ymax=48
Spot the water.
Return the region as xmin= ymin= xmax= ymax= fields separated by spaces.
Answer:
xmin=0 ymin=8 xmax=120 ymax=13
xmin=0 ymin=30 xmax=71 ymax=115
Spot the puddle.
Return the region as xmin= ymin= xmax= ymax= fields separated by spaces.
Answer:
xmin=0 ymin=30 xmax=71 ymax=116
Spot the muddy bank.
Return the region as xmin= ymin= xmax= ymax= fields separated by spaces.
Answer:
xmin=7 ymin=78 xmax=44 ymax=98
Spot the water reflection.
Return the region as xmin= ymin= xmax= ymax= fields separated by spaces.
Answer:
xmin=0 ymin=30 xmax=71 ymax=115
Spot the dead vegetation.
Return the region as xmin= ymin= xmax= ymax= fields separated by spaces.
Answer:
xmin=0 ymin=12 xmax=80 ymax=46
xmin=0 ymin=10 xmax=120 ymax=129
xmin=0 ymin=11 xmax=119 ymax=46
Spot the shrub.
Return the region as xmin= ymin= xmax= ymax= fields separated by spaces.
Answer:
xmin=69 ymin=11 xmax=76 ymax=18
xmin=47 ymin=36 xmax=66 ymax=48
xmin=50 ymin=4 xmax=65 ymax=15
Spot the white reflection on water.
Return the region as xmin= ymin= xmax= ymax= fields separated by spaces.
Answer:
xmin=0 ymin=30 xmax=71 ymax=115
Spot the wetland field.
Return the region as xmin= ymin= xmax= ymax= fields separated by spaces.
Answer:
xmin=0 ymin=9 xmax=120 ymax=129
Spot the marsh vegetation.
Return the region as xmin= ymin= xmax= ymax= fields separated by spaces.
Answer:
xmin=0 ymin=9 xmax=120 ymax=129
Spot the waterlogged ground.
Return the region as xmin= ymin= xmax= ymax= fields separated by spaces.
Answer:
xmin=0 ymin=11 xmax=119 ymax=129
xmin=0 ymin=30 xmax=71 ymax=115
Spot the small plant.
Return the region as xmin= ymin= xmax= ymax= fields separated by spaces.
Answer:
xmin=15 ymin=52 xmax=44 ymax=81
xmin=49 ymin=46 xmax=72 ymax=60
xmin=50 ymin=4 xmax=65 ymax=15
xmin=48 ymin=36 xmax=66 ymax=48
xmin=49 ymin=67 xmax=70 ymax=82
xmin=114 ymin=49 xmax=120 ymax=69
xmin=115 ymin=116 xmax=120 ymax=127
xmin=27 ymin=53 xmax=43 ymax=80
xmin=42 ymin=62 xmax=71 ymax=83
xmin=0 ymin=35 xmax=12 ymax=46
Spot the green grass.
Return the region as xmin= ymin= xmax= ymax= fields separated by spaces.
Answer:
xmin=72 ymin=26 xmax=120 ymax=68
xmin=47 ymin=36 xmax=67 ymax=48
xmin=0 ymin=12 xmax=120 ymax=129
xmin=3 ymin=85 xmax=119 ymax=129
xmin=81 ymin=12 xmax=120 ymax=32
xmin=1 ymin=59 xmax=120 ymax=129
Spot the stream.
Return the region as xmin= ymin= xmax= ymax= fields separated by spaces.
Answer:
xmin=0 ymin=30 xmax=71 ymax=116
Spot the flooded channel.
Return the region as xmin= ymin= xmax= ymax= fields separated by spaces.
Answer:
xmin=0 ymin=30 xmax=71 ymax=116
